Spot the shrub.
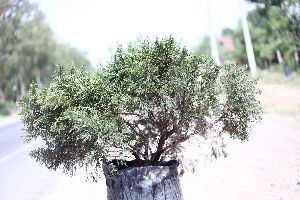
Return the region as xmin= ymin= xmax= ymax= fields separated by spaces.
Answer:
xmin=19 ymin=36 xmax=262 ymax=179
xmin=0 ymin=100 xmax=12 ymax=116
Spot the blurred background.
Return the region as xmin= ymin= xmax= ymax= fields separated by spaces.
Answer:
xmin=0 ymin=0 xmax=299 ymax=116
xmin=0 ymin=0 xmax=299 ymax=199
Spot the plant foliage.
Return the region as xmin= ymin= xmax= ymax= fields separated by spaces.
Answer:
xmin=19 ymin=36 xmax=262 ymax=177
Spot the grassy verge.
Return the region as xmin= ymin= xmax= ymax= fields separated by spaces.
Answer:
xmin=257 ymin=69 xmax=300 ymax=129
xmin=258 ymin=68 xmax=300 ymax=87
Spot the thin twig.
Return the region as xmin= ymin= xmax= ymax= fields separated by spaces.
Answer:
xmin=161 ymin=103 xmax=229 ymax=154
xmin=112 ymin=111 xmax=142 ymax=117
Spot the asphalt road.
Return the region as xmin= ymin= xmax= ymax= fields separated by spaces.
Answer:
xmin=0 ymin=120 xmax=63 ymax=200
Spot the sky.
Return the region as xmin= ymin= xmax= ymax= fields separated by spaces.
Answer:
xmin=31 ymin=0 xmax=254 ymax=67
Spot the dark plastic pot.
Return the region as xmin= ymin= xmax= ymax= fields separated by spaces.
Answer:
xmin=104 ymin=160 xmax=183 ymax=200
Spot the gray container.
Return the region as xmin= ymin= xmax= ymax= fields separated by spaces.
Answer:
xmin=104 ymin=160 xmax=183 ymax=200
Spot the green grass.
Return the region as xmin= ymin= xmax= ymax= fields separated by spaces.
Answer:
xmin=257 ymin=67 xmax=300 ymax=129
xmin=0 ymin=101 xmax=13 ymax=116
xmin=258 ymin=67 xmax=300 ymax=87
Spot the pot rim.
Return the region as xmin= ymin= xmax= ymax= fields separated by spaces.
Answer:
xmin=103 ymin=159 xmax=180 ymax=174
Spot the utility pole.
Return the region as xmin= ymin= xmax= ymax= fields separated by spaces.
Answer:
xmin=208 ymin=0 xmax=220 ymax=65
xmin=240 ymin=0 xmax=257 ymax=77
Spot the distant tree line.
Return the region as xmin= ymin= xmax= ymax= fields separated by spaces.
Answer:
xmin=195 ymin=0 xmax=300 ymax=71
xmin=0 ymin=0 xmax=91 ymax=114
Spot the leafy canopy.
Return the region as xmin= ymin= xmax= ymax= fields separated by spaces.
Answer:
xmin=19 ymin=36 xmax=262 ymax=177
xmin=0 ymin=0 xmax=90 ymax=103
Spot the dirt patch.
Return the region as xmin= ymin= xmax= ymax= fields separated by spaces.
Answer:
xmin=179 ymin=83 xmax=300 ymax=199
xmin=259 ymin=83 xmax=300 ymax=107
xmin=180 ymin=114 xmax=300 ymax=200
xmin=258 ymin=83 xmax=300 ymax=129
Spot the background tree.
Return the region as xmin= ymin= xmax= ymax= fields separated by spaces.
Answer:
xmin=0 ymin=0 xmax=91 ymax=115
xmin=246 ymin=0 xmax=300 ymax=70
xmin=194 ymin=1 xmax=299 ymax=71
xmin=194 ymin=36 xmax=211 ymax=57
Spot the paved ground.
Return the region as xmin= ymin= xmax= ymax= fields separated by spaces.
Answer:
xmin=0 ymin=121 xmax=63 ymax=200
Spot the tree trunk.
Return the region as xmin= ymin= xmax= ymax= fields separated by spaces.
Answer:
xmin=18 ymin=73 xmax=26 ymax=101
xmin=104 ymin=160 xmax=183 ymax=200
xmin=0 ymin=88 xmax=4 ymax=100
xmin=20 ymin=80 xmax=26 ymax=97
xmin=263 ymin=58 xmax=270 ymax=70
xmin=276 ymin=49 xmax=283 ymax=64
xmin=295 ymin=50 xmax=299 ymax=67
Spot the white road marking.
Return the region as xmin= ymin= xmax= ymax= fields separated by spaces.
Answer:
xmin=0 ymin=118 xmax=20 ymax=130
xmin=0 ymin=141 xmax=39 ymax=165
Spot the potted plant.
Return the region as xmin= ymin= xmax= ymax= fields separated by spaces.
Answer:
xmin=19 ymin=36 xmax=262 ymax=200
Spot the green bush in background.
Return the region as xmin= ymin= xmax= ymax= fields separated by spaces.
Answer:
xmin=0 ymin=101 xmax=12 ymax=116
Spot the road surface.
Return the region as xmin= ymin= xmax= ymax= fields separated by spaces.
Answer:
xmin=0 ymin=120 xmax=63 ymax=200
